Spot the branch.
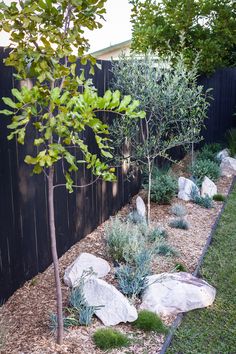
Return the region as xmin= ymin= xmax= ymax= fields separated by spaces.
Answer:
xmin=53 ymin=176 xmax=101 ymax=190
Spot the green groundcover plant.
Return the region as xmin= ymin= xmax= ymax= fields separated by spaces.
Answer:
xmin=132 ymin=310 xmax=168 ymax=333
xmin=93 ymin=328 xmax=130 ymax=350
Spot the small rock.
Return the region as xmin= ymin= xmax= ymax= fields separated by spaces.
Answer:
xmin=64 ymin=252 xmax=110 ymax=287
xmin=136 ymin=196 xmax=146 ymax=218
xmin=220 ymin=157 xmax=236 ymax=177
xmin=178 ymin=177 xmax=200 ymax=201
xmin=201 ymin=176 xmax=217 ymax=198
xmin=83 ymin=278 xmax=138 ymax=326
xmin=140 ymin=272 xmax=216 ymax=316
xmin=217 ymin=149 xmax=229 ymax=162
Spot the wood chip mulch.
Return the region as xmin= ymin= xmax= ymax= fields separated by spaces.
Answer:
xmin=0 ymin=173 xmax=233 ymax=354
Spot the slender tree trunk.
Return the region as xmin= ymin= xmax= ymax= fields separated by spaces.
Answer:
xmin=147 ymin=158 xmax=152 ymax=225
xmin=48 ymin=166 xmax=64 ymax=345
xmin=191 ymin=142 xmax=194 ymax=168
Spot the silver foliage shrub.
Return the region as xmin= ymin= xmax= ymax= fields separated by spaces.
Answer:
xmin=170 ymin=203 xmax=187 ymax=217
xmin=105 ymin=217 xmax=144 ymax=262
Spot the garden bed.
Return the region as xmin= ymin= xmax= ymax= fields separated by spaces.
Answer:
xmin=1 ymin=174 xmax=233 ymax=354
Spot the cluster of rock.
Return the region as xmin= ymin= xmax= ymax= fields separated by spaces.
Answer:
xmin=178 ymin=176 xmax=217 ymax=201
xmin=63 ymin=252 xmax=216 ymax=326
xmin=217 ymin=149 xmax=236 ymax=177
xmin=178 ymin=149 xmax=236 ymax=202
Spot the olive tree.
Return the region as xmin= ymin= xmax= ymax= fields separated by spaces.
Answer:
xmin=0 ymin=0 xmax=144 ymax=345
xmin=111 ymin=53 xmax=211 ymax=223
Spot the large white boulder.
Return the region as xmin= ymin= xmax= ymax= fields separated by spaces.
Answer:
xmin=217 ymin=149 xmax=229 ymax=162
xmin=220 ymin=157 xmax=236 ymax=177
xmin=136 ymin=196 xmax=146 ymax=218
xmin=64 ymin=252 xmax=110 ymax=287
xmin=140 ymin=272 xmax=216 ymax=316
xmin=83 ymin=278 xmax=138 ymax=326
xmin=201 ymin=176 xmax=217 ymax=198
xmin=178 ymin=177 xmax=200 ymax=201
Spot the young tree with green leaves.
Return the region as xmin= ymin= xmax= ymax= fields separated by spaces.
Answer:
xmin=0 ymin=0 xmax=144 ymax=345
xmin=111 ymin=53 xmax=211 ymax=223
xmin=129 ymin=0 xmax=236 ymax=74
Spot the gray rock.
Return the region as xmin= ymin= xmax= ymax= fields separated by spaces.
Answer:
xmin=136 ymin=196 xmax=146 ymax=218
xmin=140 ymin=272 xmax=216 ymax=316
xmin=220 ymin=157 xmax=236 ymax=177
xmin=83 ymin=278 xmax=138 ymax=326
xmin=217 ymin=149 xmax=229 ymax=162
xmin=201 ymin=176 xmax=217 ymax=198
xmin=178 ymin=177 xmax=200 ymax=201
xmin=64 ymin=252 xmax=110 ymax=287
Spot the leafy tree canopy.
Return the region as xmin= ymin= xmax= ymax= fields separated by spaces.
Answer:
xmin=0 ymin=0 xmax=145 ymax=191
xmin=129 ymin=0 xmax=236 ymax=74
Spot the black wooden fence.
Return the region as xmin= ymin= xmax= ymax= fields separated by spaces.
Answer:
xmin=0 ymin=45 xmax=236 ymax=302
xmin=0 ymin=49 xmax=140 ymax=303
xmin=199 ymin=68 xmax=236 ymax=142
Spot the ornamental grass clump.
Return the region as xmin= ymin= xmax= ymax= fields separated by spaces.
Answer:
xmin=49 ymin=313 xmax=80 ymax=332
xmin=105 ymin=217 xmax=144 ymax=263
xmin=169 ymin=218 xmax=189 ymax=230
xmin=155 ymin=243 xmax=178 ymax=257
xmin=174 ymin=263 xmax=188 ymax=272
xmin=148 ymin=226 xmax=168 ymax=242
xmin=127 ymin=210 xmax=146 ymax=224
xmin=190 ymin=158 xmax=220 ymax=184
xmin=132 ymin=310 xmax=168 ymax=334
xmin=213 ymin=194 xmax=226 ymax=202
xmin=115 ymin=249 xmax=152 ymax=297
xmin=67 ymin=271 xmax=102 ymax=326
xmin=93 ymin=328 xmax=130 ymax=350
xmin=190 ymin=186 xmax=213 ymax=209
xmin=170 ymin=203 xmax=187 ymax=217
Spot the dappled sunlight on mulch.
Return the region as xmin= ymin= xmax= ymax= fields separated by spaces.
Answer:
xmin=1 ymin=174 xmax=232 ymax=353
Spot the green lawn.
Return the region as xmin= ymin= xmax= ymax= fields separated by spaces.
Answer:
xmin=167 ymin=182 xmax=236 ymax=354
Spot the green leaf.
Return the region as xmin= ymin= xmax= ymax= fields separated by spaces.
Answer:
xmin=60 ymin=92 xmax=69 ymax=104
xmin=80 ymin=57 xmax=87 ymax=65
xmin=12 ymin=88 xmax=23 ymax=102
xmin=2 ymin=97 xmax=17 ymax=109
xmin=109 ymin=90 xmax=120 ymax=109
xmin=0 ymin=109 xmax=13 ymax=116
xmin=65 ymin=172 xmax=73 ymax=193
xmin=101 ymin=150 xmax=113 ymax=158
xmin=33 ymin=165 xmax=43 ymax=174
xmin=68 ymin=55 xmax=77 ymax=63
xmin=51 ymin=87 xmax=61 ymax=101
xmin=71 ymin=63 xmax=76 ymax=76
xmin=25 ymin=155 xmax=37 ymax=164
xmin=118 ymin=95 xmax=132 ymax=111
xmin=34 ymin=138 xmax=44 ymax=146
xmin=89 ymin=66 xmax=95 ymax=75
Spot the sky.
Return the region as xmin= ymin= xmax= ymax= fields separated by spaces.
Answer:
xmin=0 ymin=0 xmax=133 ymax=52
xmin=85 ymin=0 xmax=132 ymax=53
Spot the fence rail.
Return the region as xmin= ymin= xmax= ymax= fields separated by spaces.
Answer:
xmin=0 ymin=46 xmax=235 ymax=302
